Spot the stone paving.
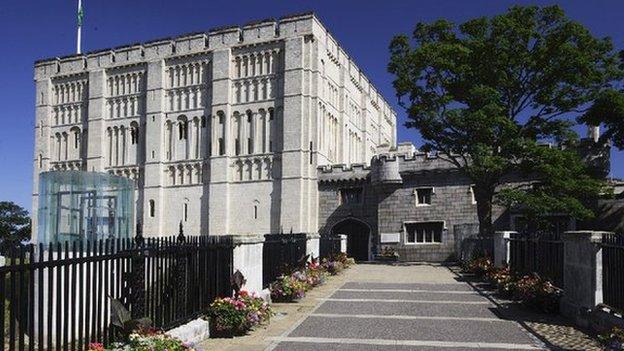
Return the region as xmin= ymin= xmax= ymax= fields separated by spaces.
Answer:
xmin=198 ymin=264 xmax=603 ymax=351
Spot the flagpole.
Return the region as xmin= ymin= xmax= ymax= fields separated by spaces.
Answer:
xmin=76 ymin=0 xmax=82 ymax=54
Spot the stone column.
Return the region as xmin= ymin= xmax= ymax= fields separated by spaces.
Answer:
xmin=231 ymin=235 xmax=265 ymax=295
xmin=306 ymin=233 xmax=320 ymax=259
xmin=561 ymin=231 xmax=606 ymax=327
xmin=493 ymin=231 xmax=515 ymax=267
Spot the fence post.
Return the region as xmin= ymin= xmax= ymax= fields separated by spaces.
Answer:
xmin=339 ymin=235 xmax=348 ymax=254
xmin=130 ymin=236 xmax=146 ymax=319
xmin=560 ymin=231 xmax=606 ymax=327
xmin=306 ymin=233 xmax=320 ymax=259
xmin=493 ymin=231 xmax=515 ymax=267
xmin=231 ymin=235 xmax=265 ymax=295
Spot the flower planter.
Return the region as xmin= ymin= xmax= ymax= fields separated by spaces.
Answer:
xmin=208 ymin=318 xmax=245 ymax=338
xmin=375 ymin=254 xmax=398 ymax=262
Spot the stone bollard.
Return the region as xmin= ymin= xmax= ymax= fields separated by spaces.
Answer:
xmin=306 ymin=233 xmax=320 ymax=259
xmin=493 ymin=231 xmax=515 ymax=267
xmin=339 ymin=234 xmax=348 ymax=254
xmin=231 ymin=234 xmax=265 ymax=295
xmin=560 ymin=231 xmax=606 ymax=328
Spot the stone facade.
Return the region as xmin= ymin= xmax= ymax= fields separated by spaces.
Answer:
xmin=31 ymin=13 xmax=397 ymax=240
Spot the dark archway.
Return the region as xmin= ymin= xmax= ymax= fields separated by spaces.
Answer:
xmin=331 ymin=219 xmax=370 ymax=261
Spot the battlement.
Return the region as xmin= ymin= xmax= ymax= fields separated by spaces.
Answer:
xmin=33 ymin=12 xmax=395 ymax=115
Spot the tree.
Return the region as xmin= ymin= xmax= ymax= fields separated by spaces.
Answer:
xmin=580 ymin=50 xmax=624 ymax=149
xmin=0 ymin=201 xmax=31 ymax=255
xmin=388 ymin=5 xmax=623 ymax=236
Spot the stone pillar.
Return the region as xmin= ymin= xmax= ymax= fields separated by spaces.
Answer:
xmin=493 ymin=231 xmax=515 ymax=268
xmin=306 ymin=233 xmax=320 ymax=259
xmin=339 ymin=234 xmax=348 ymax=254
xmin=231 ymin=235 xmax=265 ymax=295
xmin=561 ymin=231 xmax=606 ymax=327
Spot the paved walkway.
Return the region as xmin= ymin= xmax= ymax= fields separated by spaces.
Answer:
xmin=199 ymin=264 xmax=602 ymax=351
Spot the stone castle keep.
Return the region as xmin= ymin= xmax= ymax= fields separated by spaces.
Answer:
xmin=32 ymin=12 xmax=611 ymax=262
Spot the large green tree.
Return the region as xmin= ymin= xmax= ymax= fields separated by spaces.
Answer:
xmin=0 ymin=201 xmax=31 ymax=255
xmin=580 ymin=50 xmax=624 ymax=149
xmin=388 ymin=5 xmax=624 ymax=236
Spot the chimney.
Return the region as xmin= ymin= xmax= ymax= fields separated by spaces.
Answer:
xmin=587 ymin=125 xmax=600 ymax=143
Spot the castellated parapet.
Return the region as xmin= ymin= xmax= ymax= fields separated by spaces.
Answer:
xmin=31 ymin=12 xmax=398 ymax=239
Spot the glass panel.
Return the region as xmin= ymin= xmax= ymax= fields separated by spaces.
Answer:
xmin=37 ymin=171 xmax=135 ymax=247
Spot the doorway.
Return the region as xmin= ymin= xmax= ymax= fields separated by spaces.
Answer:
xmin=331 ymin=218 xmax=371 ymax=261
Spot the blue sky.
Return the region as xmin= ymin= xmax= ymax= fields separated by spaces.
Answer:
xmin=1 ymin=0 xmax=623 ymax=212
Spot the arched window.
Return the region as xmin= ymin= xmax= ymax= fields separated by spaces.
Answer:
xmin=178 ymin=119 xmax=188 ymax=140
xmin=130 ymin=123 xmax=139 ymax=145
xmin=149 ymin=200 xmax=155 ymax=217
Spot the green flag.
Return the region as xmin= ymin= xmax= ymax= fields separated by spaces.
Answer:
xmin=77 ymin=4 xmax=84 ymax=27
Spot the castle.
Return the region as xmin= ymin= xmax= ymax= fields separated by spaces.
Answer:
xmin=32 ymin=13 xmax=618 ymax=262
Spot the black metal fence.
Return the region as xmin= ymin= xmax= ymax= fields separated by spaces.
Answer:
xmin=319 ymin=235 xmax=342 ymax=259
xmin=262 ymin=234 xmax=307 ymax=288
xmin=509 ymin=231 xmax=564 ymax=287
xmin=602 ymin=233 xmax=624 ymax=312
xmin=0 ymin=235 xmax=233 ymax=351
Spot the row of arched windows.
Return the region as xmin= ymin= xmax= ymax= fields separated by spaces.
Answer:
xmin=347 ymin=129 xmax=363 ymax=164
xmin=52 ymin=127 xmax=83 ymax=161
xmin=166 ymin=162 xmax=203 ymax=186
xmin=167 ymin=61 xmax=208 ymax=88
xmin=108 ymin=167 xmax=140 ymax=181
xmin=107 ymin=72 xmax=144 ymax=97
xmin=53 ymin=104 xmax=84 ymax=126
xmin=107 ymin=96 xmax=143 ymax=119
xmin=231 ymin=108 xmax=274 ymax=156
xmin=319 ymin=103 xmax=338 ymax=162
xmin=233 ymin=78 xmax=275 ymax=103
xmin=232 ymin=157 xmax=273 ymax=182
xmin=348 ymin=100 xmax=362 ymax=128
xmin=167 ymin=87 xmax=205 ymax=112
xmin=106 ymin=122 xmax=140 ymax=167
xmin=325 ymin=81 xmax=338 ymax=107
xmin=164 ymin=116 xmax=204 ymax=161
xmin=234 ymin=50 xmax=279 ymax=78
xmin=53 ymin=81 xmax=87 ymax=105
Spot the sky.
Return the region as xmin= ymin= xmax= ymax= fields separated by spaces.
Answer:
xmin=1 ymin=0 xmax=623 ymax=212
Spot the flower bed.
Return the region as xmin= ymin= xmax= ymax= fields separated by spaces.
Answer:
xmin=88 ymin=329 xmax=193 ymax=351
xmin=463 ymin=256 xmax=561 ymax=313
xmin=270 ymin=273 xmax=310 ymax=302
xmin=207 ymin=291 xmax=273 ymax=337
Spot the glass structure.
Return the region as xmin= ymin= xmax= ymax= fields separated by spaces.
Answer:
xmin=37 ymin=171 xmax=135 ymax=245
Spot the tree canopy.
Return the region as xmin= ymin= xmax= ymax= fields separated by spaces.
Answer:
xmin=388 ymin=5 xmax=623 ymax=235
xmin=0 ymin=201 xmax=31 ymax=255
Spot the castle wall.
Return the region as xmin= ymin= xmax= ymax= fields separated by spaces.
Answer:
xmin=31 ymin=13 xmax=398 ymax=239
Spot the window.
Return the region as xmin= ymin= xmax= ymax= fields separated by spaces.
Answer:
xmin=131 ymin=127 xmax=139 ymax=145
xmin=218 ymin=138 xmax=225 ymax=155
xmin=415 ymin=188 xmax=433 ymax=205
xmin=183 ymin=203 xmax=188 ymax=222
xmin=178 ymin=121 xmax=188 ymax=140
xmin=235 ymin=139 xmax=240 ymax=155
xmin=247 ymin=138 xmax=253 ymax=154
xmin=339 ymin=188 xmax=363 ymax=205
xmin=254 ymin=205 xmax=258 ymax=219
xmin=74 ymin=132 xmax=80 ymax=149
xmin=149 ymin=200 xmax=155 ymax=217
xmin=405 ymin=222 xmax=443 ymax=244
xmin=309 ymin=141 xmax=313 ymax=165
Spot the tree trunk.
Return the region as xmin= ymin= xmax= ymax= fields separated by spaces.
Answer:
xmin=474 ymin=185 xmax=495 ymax=237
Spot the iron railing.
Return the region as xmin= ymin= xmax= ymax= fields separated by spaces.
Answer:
xmin=602 ymin=233 xmax=624 ymax=312
xmin=508 ymin=231 xmax=564 ymax=287
xmin=0 ymin=234 xmax=233 ymax=351
xmin=319 ymin=235 xmax=342 ymax=259
xmin=262 ymin=233 xmax=307 ymax=288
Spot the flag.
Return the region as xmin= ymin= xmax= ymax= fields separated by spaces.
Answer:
xmin=77 ymin=2 xmax=84 ymax=27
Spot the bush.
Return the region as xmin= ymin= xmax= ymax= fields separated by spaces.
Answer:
xmin=598 ymin=326 xmax=624 ymax=350
xmin=514 ymin=273 xmax=562 ymax=313
xmin=269 ymin=274 xmax=309 ymax=302
xmin=463 ymin=255 xmax=494 ymax=278
xmin=485 ymin=266 xmax=517 ymax=298
xmin=208 ymin=292 xmax=273 ymax=336
xmin=305 ymin=259 xmax=328 ymax=287
xmin=88 ymin=329 xmax=193 ymax=350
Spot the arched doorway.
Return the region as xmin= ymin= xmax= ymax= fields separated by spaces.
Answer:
xmin=331 ymin=218 xmax=370 ymax=261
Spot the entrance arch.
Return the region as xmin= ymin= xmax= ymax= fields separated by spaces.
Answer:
xmin=331 ymin=218 xmax=371 ymax=261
